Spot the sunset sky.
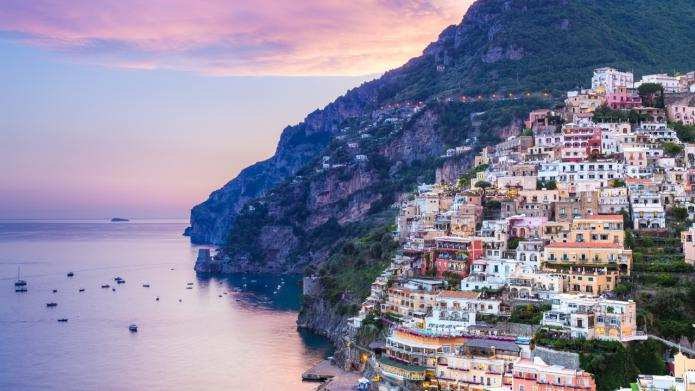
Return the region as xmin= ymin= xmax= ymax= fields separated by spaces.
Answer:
xmin=0 ymin=0 xmax=472 ymax=219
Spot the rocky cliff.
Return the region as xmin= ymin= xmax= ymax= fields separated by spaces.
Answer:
xmin=189 ymin=0 xmax=695 ymax=246
xmin=188 ymin=0 xmax=695 ymax=338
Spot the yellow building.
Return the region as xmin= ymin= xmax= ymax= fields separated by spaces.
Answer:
xmin=543 ymin=241 xmax=632 ymax=274
xmin=675 ymin=351 xmax=695 ymax=391
xmin=381 ymin=287 xmax=438 ymax=318
xmin=384 ymin=327 xmax=468 ymax=369
xmin=559 ymin=269 xmax=618 ymax=295
xmin=435 ymin=338 xmax=520 ymax=391
xmin=378 ymin=356 xmax=428 ymax=382
xmin=570 ymin=214 xmax=625 ymax=246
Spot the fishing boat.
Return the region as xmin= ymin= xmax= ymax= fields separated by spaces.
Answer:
xmin=101 ymin=284 xmax=110 ymax=289
xmin=79 ymin=288 xmax=85 ymax=292
xmin=57 ymin=318 xmax=68 ymax=322
xmin=142 ymin=283 xmax=150 ymax=288
xmin=46 ymin=302 xmax=57 ymax=308
xmin=114 ymin=277 xmax=125 ymax=284
xmin=52 ymin=289 xmax=58 ymax=293
xmin=67 ymin=272 xmax=74 ymax=277
xmin=128 ymin=324 xmax=138 ymax=332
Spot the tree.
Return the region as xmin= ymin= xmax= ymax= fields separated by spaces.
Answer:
xmin=610 ymin=178 xmax=626 ymax=188
xmin=670 ymin=206 xmax=689 ymax=222
xmin=537 ymin=179 xmax=557 ymax=190
xmin=670 ymin=121 xmax=695 ymax=143
xmin=442 ymin=271 xmax=463 ymax=290
xmin=475 ymin=180 xmax=492 ymax=203
xmin=638 ymin=83 xmax=665 ymax=108
xmin=474 ymin=180 xmax=492 ymax=190
xmin=662 ymin=142 xmax=684 ymax=157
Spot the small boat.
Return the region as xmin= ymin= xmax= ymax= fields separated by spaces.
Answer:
xmin=218 ymin=294 xmax=222 ymax=298
xmin=46 ymin=302 xmax=57 ymax=307
xmin=101 ymin=284 xmax=110 ymax=288
xmin=186 ymin=286 xmax=193 ymax=290
xmin=128 ymin=324 xmax=138 ymax=332
xmin=67 ymin=272 xmax=74 ymax=277
xmin=79 ymin=288 xmax=85 ymax=292
xmin=57 ymin=318 xmax=68 ymax=322
xmin=116 ymin=280 xmax=125 ymax=284
xmin=112 ymin=288 xmax=116 ymax=292
xmin=52 ymin=289 xmax=58 ymax=293
xmin=186 ymin=282 xmax=194 ymax=286
xmin=178 ymin=299 xmax=182 ymax=302
xmin=155 ymin=297 xmax=160 ymax=301
xmin=14 ymin=267 xmax=27 ymax=289
xmin=142 ymin=284 xmax=150 ymax=288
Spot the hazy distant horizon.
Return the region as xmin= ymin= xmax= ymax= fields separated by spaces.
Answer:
xmin=0 ymin=1 xmax=472 ymax=219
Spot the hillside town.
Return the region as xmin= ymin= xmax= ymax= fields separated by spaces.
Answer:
xmin=331 ymin=68 xmax=695 ymax=391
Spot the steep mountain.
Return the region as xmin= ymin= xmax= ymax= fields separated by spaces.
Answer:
xmin=189 ymin=0 xmax=695 ymax=341
xmin=188 ymin=0 xmax=695 ymax=246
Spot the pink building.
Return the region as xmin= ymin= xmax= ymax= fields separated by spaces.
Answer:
xmin=508 ymin=216 xmax=547 ymax=238
xmin=668 ymin=104 xmax=695 ymax=125
xmin=512 ymin=357 xmax=596 ymax=391
xmin=562 ymin=126 xmax=601 ymax=161
xmin=605 ymin=86 xmax=641 ymax=110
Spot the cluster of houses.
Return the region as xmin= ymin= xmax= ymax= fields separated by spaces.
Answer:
xmin=321 ymin=101 xmax=425 ymax=170
xmin=345 ymin=68 xmax=695 ymax=390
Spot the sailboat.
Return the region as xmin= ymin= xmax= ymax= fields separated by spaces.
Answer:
xmin=14 ymin=267 xmax=27 ymax=292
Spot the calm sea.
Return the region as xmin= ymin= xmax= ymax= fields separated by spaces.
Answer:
xmin=0 ymin=219 xmax=330 ymax=390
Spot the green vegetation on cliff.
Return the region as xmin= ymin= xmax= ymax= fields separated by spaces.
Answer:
xmin=380 ymin=0 xmax=695 ymax=102
xmin=312 ymin=221 xmax=399 ymax=315
xmin=535 ymin=330 xmax=668 ymax=391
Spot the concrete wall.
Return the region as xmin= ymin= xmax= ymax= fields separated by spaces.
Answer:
xmin=532 ymin=345 xmax=580 ymax=370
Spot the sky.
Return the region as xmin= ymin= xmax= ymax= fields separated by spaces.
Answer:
xmin=0 ymin=0 xmax=472 ymax=219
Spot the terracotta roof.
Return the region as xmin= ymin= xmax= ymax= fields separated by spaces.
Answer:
xmin=437 ymin=290 xmax=481 ymax=299
xmin=546 ymin=241 xmax=622 ymax=249
xmin=576 ymin=214 xmax=623 ymax=221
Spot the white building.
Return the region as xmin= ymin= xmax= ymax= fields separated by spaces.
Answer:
xmin=630 ymin=190 xmax=666 ymax=230
xmin=538 ymin=160 xmax=624 ymax=188
xmin=598 ymin=187 xmax=630 ymax=214
xmin=591 ymin=67 xmax=634 ymax=93
xmin=541 ymin=293 xmax=642 ymax=341
xmin=636 ymin=73 xmax=681 ymax=93
xmin=435 ymin=291 xmax=502 ymax=316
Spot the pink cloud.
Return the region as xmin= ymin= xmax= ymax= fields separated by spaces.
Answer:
xmin=0 ymin=0 xmax=473 ymax=76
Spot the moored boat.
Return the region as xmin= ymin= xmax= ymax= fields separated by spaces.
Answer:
xmin=14 ymin=267 xmax=27 ymax=292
